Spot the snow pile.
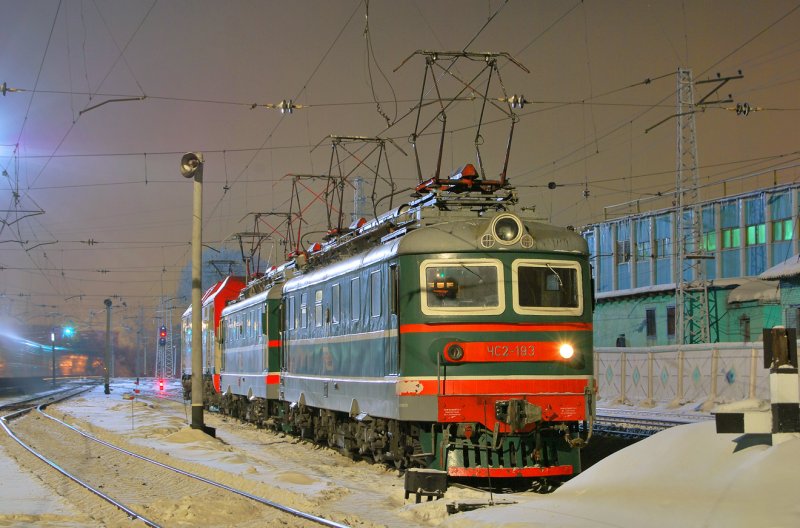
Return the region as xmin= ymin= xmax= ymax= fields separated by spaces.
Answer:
xmin=445 ymin=421 xmax=800 ymax=528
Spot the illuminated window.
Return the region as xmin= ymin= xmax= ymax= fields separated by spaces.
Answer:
xmin=722 ymin=228 xmax=740 ymax=249
xmin=746 ymin=224 xmax=766 ymax=245
xmin=706 ymin=232 xmax=716 ymax=251
xmin=773 ymin=219 xmax=793 ymax=241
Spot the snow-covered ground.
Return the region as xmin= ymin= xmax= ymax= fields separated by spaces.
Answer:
xmin=1 ymin=378 xmax=799 ymax=527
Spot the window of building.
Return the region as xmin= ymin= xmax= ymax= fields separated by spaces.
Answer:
xmin=616 ymin=240 xmax=631 ymax=263
xmin=667 ymin=305 xmax=676 ymax=339
xmin=654 ymin=237 xmax=671 ymax=258
xmin=722 ymin=228 xmax=740 ymax=249
xmin=654 ymin=214 xmax=672 ymax=259
xmin=702 ymin=232 xmax=717 ymax=251
xmin=740 ymin=314 xmax=751 ymax=342
xmin=615 ymin=222 xmax=631 ymax=264
xmin=636 ymin=240 xmax=651 ymax=259
xmin=746 ymin=224 xmax=766 ymax=245
xmin=773 ymin=219 xmax=793 ymax=241
xmin=646 ymin=308 xmax=657 ymax=339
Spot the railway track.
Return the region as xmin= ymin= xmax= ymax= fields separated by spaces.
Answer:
xmin=1 ymin=393 xmax=349 ymax=528
xmin=593 ymin=407 xmax=714 ymax=439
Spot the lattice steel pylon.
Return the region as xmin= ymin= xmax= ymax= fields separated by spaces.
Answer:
xmin=154 ymin=299 xmax=175 ymax=378
xmin=674 ymin=68 xmax=710 ymax=345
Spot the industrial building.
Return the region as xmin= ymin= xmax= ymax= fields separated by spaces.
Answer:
xmin=582 ymin=183 xmax=799 ymax=347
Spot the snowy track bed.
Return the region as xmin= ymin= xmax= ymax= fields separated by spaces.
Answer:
xmin=3 ymin=403 xmax=346 ymax=528
xmin=50 ymin=380 xmax=492 ymax=527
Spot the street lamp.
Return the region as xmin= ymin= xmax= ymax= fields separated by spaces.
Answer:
xmin=180 ymin=152 xmax=215 ymax=437
xmin=104 ymin=298 xmax=112 ymax=394
xmin=50 ymin=328 xmax=56 ymax=388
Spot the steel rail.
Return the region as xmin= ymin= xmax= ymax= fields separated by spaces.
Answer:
xmin=1 ymin=406 xmax=161 ymax=527
xmin=37 ymin=403 xmax=350 ymax=528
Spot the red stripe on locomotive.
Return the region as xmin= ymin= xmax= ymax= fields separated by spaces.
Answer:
xmin=447 ymin=465 xmax=574 ymax=478
xmin=400 ymin=322 xmax=592 ymax=334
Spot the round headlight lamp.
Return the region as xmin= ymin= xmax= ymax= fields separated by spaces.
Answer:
xmin=559 ymin=343 xmax=575 ymax=359
xmin=491 ymin=214 xmax=523 ymax=245
xmin=447 ymin=344 xmax=465 ymax=361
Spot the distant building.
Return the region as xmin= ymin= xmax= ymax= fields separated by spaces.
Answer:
xmin=582 ymin=183 xmax=797 ymax=347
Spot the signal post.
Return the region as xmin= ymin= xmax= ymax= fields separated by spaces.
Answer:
xmin=180 ymin=152 xmax=215 ymax=437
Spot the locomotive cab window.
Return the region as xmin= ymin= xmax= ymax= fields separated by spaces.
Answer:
xmin=512 ymin=259 xmax=583 ymax=316
xmin=420 ymin=258 xmax=504 ymax=315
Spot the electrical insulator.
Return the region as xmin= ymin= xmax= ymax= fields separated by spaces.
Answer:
xmin=735 ymin=102 xmax=751 ymax=116
xmin=507 ymin=94 xmax=527 ymax=109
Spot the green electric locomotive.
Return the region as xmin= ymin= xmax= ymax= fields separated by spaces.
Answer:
xmin=278 ymin=164 xmax=594 ymax=482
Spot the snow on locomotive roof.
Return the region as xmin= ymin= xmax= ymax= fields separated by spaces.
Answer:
xmin=284 ymin=213 xmax=586 ymax=291
xmin=399 ymin=215 xmax=588 ymax=254
xmin=221 ymin=283 xmax=280 ymax=315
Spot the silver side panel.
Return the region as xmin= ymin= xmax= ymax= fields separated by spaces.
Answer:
xmin=281 ymin=374 xmax=438 ymax=421
xmin=220 ymin=373 xmax=267 ymax=400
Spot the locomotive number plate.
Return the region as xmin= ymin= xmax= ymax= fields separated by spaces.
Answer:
xmin=445 ymin=341 xmax=564 ymax=362
xmin=486 ymin=343 xmax=535 ymax=358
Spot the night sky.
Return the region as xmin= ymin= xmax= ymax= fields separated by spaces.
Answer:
xmin=1 ymin=0 xmax=798 ymax=331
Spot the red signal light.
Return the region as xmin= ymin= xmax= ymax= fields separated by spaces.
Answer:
xmin=158 ymin=379 xmax=165 ymax=392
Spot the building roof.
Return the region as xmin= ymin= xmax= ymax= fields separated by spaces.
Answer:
xmin=759 ymin=254 xmax=800 ymax=280
xmin=726 ymin=278 xmax=780 ymax=304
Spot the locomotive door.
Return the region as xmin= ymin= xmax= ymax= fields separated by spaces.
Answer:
xmin=386 ymin=263 xmax=400 ymax=375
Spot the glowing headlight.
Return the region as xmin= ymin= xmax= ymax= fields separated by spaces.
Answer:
xmin=559 ymin=344 xmax=575 ymax=359
xmin=494 ymin=217 xmax=520 ymax=243
xmin=447 ymin=344 xmax=465 ymax=361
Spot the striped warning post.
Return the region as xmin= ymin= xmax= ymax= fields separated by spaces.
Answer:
xmin=715 ymin=327 xmax=800 ymax=445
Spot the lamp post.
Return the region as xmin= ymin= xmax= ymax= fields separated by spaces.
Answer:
xmin=180 ymin=152 xmax=215 ymax=437
xmin=104 ymin=298 xmax=112 ymax=394
xmin=50 ymin=327 xmax=56 ymax=388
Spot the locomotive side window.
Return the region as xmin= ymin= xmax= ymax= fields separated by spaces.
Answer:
xmin=285 ymin=296 xmax=295 ymax=331
xmin=390 ymin=264 xmax=399 ymax=316
xmin=370 ymin=270 xmax=382 ymax=318
xmin=331 ymin=283 xmax=340 ymax=324
xmin=350 ymin=277 xmax=360 ymax=321
xmin=420 ymin=258 xmax=504 ymax=315
xmin=314 ymin=290 xmax=323 ymax=327
xmin=300 ymin=292 xmax=308 ymax=329
xmin=512 ymin=259 xmax=583 ymax=316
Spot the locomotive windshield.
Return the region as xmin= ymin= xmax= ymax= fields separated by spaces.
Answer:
xmin=512 ymin=259 xmax=583 ymax=315
xmin=420 ymin=258 xmax=504 ymax=315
